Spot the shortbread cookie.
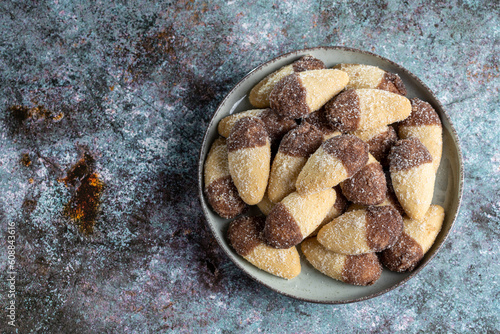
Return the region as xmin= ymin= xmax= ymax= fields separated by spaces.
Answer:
xmin=340 ymin=153 xmax=387 ymax=206
xmin=398 ymin=98 xmax=443 ymax=172
xmin=302 ymin=238 xmax=382 ymax=286
xmin=351 ymin=125 xmax=398 ymax=166
xmin=389 ymin=138 xmax=435 ymax=220
xmin=268 ymin=123 xmax=323 ymax=203
xmin=333 ymin=63 xmax=407 ymax=95
xmin=256 ymin=193 xmax=275 ymax=216
xmin=270 ymin=69 xmax=349 ymax=119
xmin=324 ymin=89 xmax=411 ymax=132
xmin=296 ymin=135 xmax=369 ymax=195
xmin=218 ymin=108 xmax=297 ymax=145
xmin=227 ymin=117 xmax=271 ymax=205
xmin=317 ymin=206 xmax=403 ymax=255
xmin=204 ymin=137 xmax=247 ymax=218
xmin=228 ymin=216 xmax=301 ymax=279
xmin=309 ymin=186 xmax=348 ymax=237
xmin=380 ymin=205 xmax=445 ymax=272
xmin=303 ymin=109 xmax=342 ymax=141
xmin=264 ymin=189 xmax=336 ymax=249
xmin=249 ymin=55 xmax=325 ymax=108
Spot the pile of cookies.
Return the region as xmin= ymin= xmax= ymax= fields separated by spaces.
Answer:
xmin=204 ymin=55 xmax=445 ymax=285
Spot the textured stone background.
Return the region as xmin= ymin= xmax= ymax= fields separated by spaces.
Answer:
xmin=0 ymin=0 xmax=498 ymax=333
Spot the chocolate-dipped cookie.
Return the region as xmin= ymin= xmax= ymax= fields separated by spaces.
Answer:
xmin=317 ymin=206 xmax=403 ymax=255
xmin=380 ymin=205 xmax=445 ymax=272
xmin=398 ymin=98 xmax=443 ymax=172
xmin=267 ymin=123 xmax=324 ymax=203
xmin=388 ymin=138 xmax=435 ymax=220
xmin=227 ymin=117 xmax=271 ymax=205
xmin=249 ymin=55 xmax=326 ymax=108
xmin=295 ymin=135 xmax=369 ymax=195
xmin=333 ymin=63 xmax=407 ymax=95
xmin=324 ymin=89 xmax=411 ymax=132
xmin=269 ymin=69 xmax=349 ymax=119
xmin=204 ymin=137 xmax=247 ymax=218
xmin=228 ymin=216 xmax=301 ymax=279
xmin=264 ymin=188 xmax=336 ymax=249
xmin=218 ymin=108 xmax=297 ymax=145
xmin=302 ymin=237 xmax=382 ymax=286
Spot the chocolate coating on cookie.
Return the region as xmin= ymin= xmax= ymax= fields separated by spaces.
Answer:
xmin=324 ymin=89 xmax=361 ymax=132
xmin=389 ymin=138 xmax=433 ymax=172
xmin=292 ymin=55 xmax=326 ymax=72
xmin=269 ymin=73 xmax=308 ymax=119
xmin=379 ymin=232 xmax=424 ymax=272
xmin=279 ymin=123 xmax=323 ymax=157
xmin=323 ymin=135 xmax=369 ymax=176
xmin=264 ymin=203 xmax=303 ymax=249
xmin=365 ymin=206 xmax=403 ymax=252
xmin=228 ymin=216 xmax=266 ymax=257
xmin=333 ymin=185 xmax=349 ymax=213
xmin=342 ymin=253 xmax=382 ymax=286
xmin=377 ymin=72 xmax=407 ymax=96
xmin=400 ymin=98 xmax=442 ymax=127
xmin=227 ymin=117 xmax=268 ymax=152
xmin=367 ymin=126 xmax=398 ymax=165
xmin=304 ymin=109 xmax=341 ymax=138
xmin=206 ymin=176 xmax=247 ymax=219
xmin=259 ymin=109 xmax=297 ymax=143
xmin=342 ymin=163 xmax=387 ymax=206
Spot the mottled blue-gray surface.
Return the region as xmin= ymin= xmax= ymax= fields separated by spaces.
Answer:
xmin=0 ymin=0 xmax=498 ymax=333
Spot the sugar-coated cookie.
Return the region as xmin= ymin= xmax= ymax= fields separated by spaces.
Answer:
xmin=317 ymin=206 xmax=403 ymax=255
xmin=270 ymin=69 xmax=349 ymax=119
xmin=249 ymin=55 xmax=326 ymax=108
xmin=264 ymin=188 xmax=336 ymax=249
xmin=227 ymin=117 xmax=271 ymax=205
xmin=228 ymin=216 xmax=301 ymax=279
xmin=302 ymin=237 xmax=382 ymax=286
xmin=218 ymin=108 xmax=297 ymax=146
xmin=389 ymin=138 xmax=435 ymax=220
xmin=380 ymin=205 xmax=445 ymax=272
xmin=296 ymin=135 xmax=369 ymax=195
xmin=324 ymin=89 xmax=411 ymax=132
xmin=333 ymin=63 xmax=407 ymax=95
xmin=268 ymin=123 xmax=323 ymax=203
xmin=398 ymin=98 xmax=443 ymax=172
xmin=256 ymin=193 xmax=275 ymax=216
xmin=204 ymin=137 xmax=247 ymax=218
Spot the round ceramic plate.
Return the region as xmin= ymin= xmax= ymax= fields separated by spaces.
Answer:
xmin=198 ymin=46 xmax=463 ymax=304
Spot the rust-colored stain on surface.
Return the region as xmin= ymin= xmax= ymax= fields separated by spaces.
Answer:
xmin=8 ymin=104 xmax=64 ymax=123
xmin=20 ymin=152 xmax=32 ymax=166
xmin=62 ymin=152 xmax=103 ymax=235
